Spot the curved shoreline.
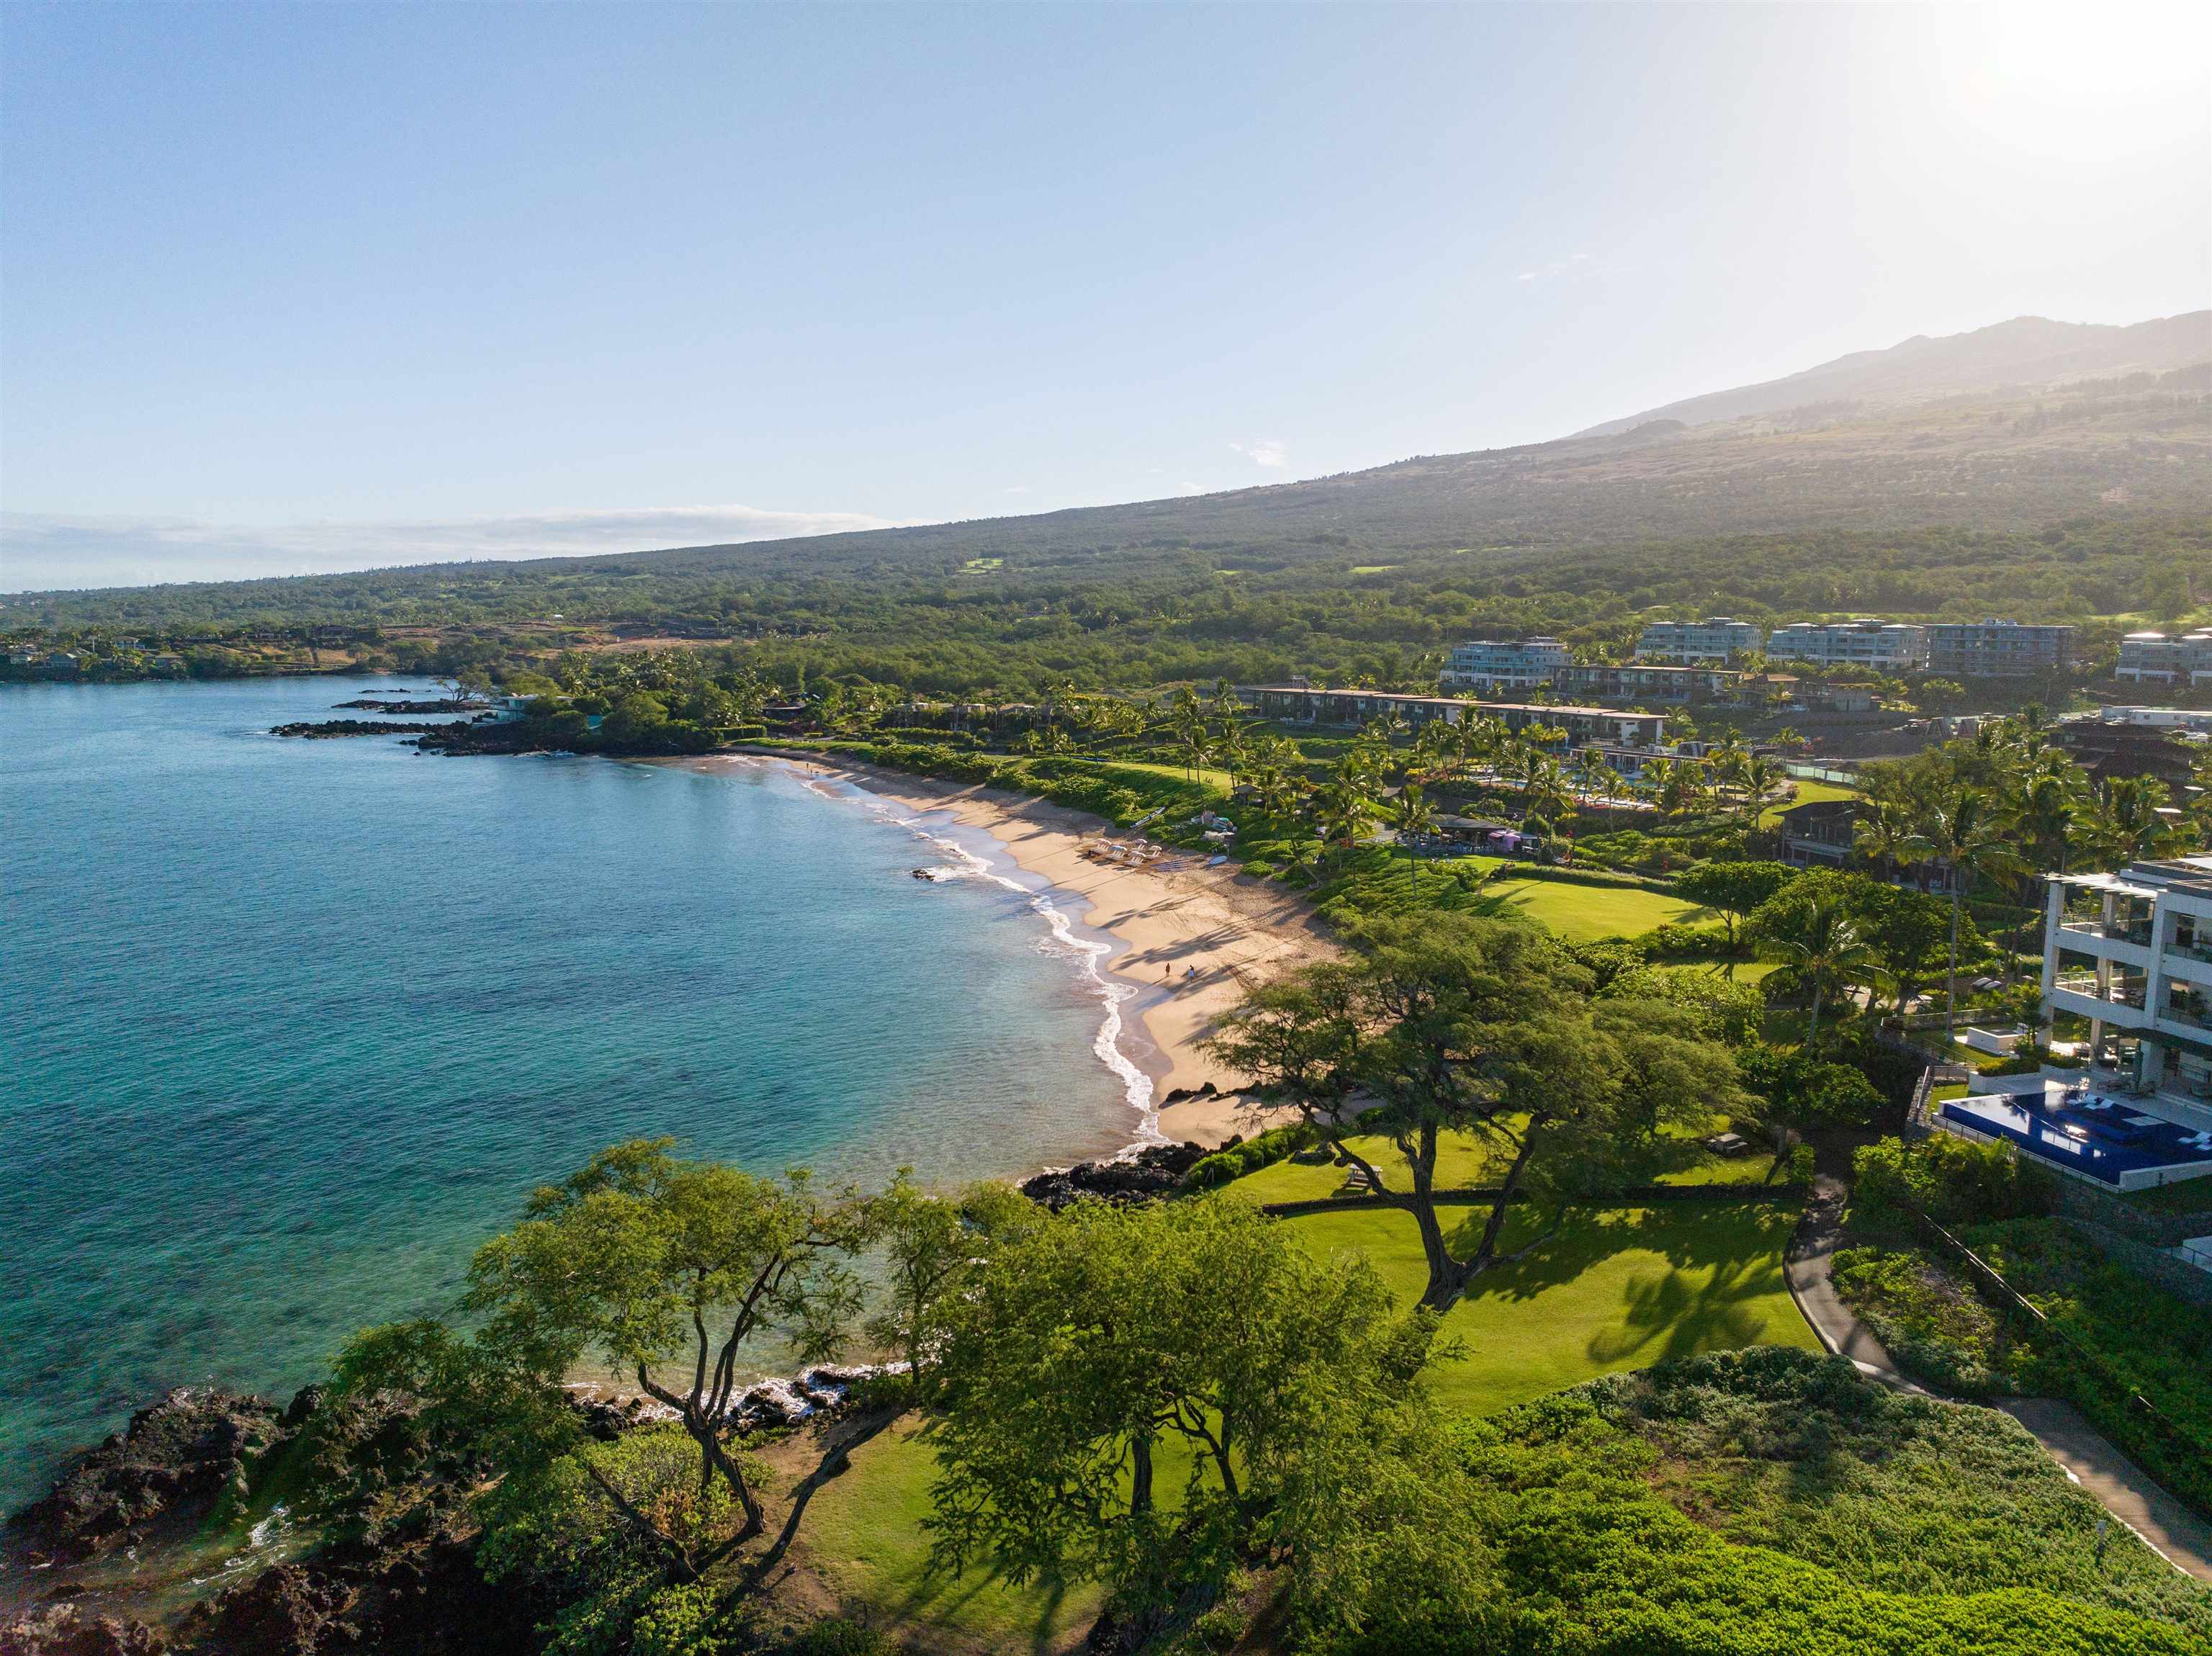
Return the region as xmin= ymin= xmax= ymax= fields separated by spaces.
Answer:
xmin=685 ymin=752 xmax=1331 ymax=1150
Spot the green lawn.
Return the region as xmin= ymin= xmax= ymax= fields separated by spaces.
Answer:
xmin=799 ymin=1418 xmax=1103 ymax=1652
xmin=1479 ymin=876 xmax=1712 ymax=941
xmin=1227 ymin=1125 xmax=1778 ymax=1205
xmin=1760 ymin=778 xmax=1858 ymax=829
xmin=1285 ymin=1202 xmax=1819 ymax=1415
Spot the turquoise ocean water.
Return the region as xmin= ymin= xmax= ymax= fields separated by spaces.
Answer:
xmin=0 ymin=679 xmax=1148 ymax=1506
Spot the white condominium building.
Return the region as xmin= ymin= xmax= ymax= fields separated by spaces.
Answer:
xmin=1633 ymin=617 xmax=1766 ymax=663
xmin=1764 ymin=619 xmax=1927 ymax=672
xmin=1439 ymin=636 xmax=1570 ymax=692
xmin=2116 ymin=630 xmax=2212 ymax=685
xmin=2044 ymin=856 xmax=2212 ymax=1131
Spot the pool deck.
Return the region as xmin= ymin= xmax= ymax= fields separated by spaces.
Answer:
xmin=1942 ymin=1084 xmax=2212 ymax=1191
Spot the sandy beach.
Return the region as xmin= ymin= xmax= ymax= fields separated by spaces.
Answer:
xmin=716 ymin=752 xmax=1334 ymax=1148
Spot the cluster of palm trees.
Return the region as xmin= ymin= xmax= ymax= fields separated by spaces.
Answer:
xmin=1844 ymin=709 xmax=2209 ymax=1040
xmin=1644 ymin=733 xmax=1788 ymax=832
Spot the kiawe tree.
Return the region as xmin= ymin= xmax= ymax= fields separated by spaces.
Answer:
xmin=1676 ymin=860 xmax=1799 ymax=955
xmin=459 ymin=1139 xmax=870 ymax=1576
xmin=1205 ymin=914 xmax=1740 ymax=1310
xmin=925 ymin=1196 xmax=1429 ymax=1637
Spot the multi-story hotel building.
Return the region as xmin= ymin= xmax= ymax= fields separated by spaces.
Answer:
xmin=1923 ymin=621 xmax=2076 ymax=678
xmin=1549 ymin=663 xmax=1739 ymax=704
xmin=1438 ymin=637 xmax=1570 ymax=692
xmin=2043 ymin=855 xmax=2212 ymax=1132
xmin=2116 ymin=630 xmax=2212 ymax=686
xmin=1632 ymin=617 xmax=1766 ymax=663
xmin=1763 ymin=620 xmax=1928 ymax=673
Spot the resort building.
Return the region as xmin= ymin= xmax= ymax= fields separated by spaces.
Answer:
xmin=1763 ymin=620 xmax=1927 ymax=673
xmin=1549 ymin=663 xmax=1739 ymax=704
xmin=1922 ymin=621 xmax=2076 ymax=678
xmin=1633 ymin=617 xmax=1765 ymax=663
xmin=2056 ymin=711 xmax=2205 ymax=788
xmin=1773 ymin=798 xmax=1860 ymax=870
xmin=2116 ymin=630 xmax=2212 ymax=686
xmin=2041 ymin=855 xmax=2212 ymax=1138
xmin=1438 ymin=637 xmax=1570 ymax=692
xmin=1244 ymin=685 xmax=1665 ymax=748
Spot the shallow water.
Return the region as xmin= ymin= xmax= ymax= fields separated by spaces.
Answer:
xmin=0 ymin=679 xmax=1140 ymax=1506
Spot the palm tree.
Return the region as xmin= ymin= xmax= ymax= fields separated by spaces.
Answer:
xmin=1393 ymin=783 xmax=1439 ymax=896
xmin=1921 ymin=786 xmax=2020 ymax=1039
xmin=2084 ymin=775 xmax=2178 ymax=867
xmin=1758 ymin=891 xmax=1883 ymax=1048
xmin=1853 ymin=796 xmax=1928 ymax=886
xmin=1737 ymin=755 xmax=1784 ymax=838
xmin=1167 ymin=686 xmax=1208 ymax=780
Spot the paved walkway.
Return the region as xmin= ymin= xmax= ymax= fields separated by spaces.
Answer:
xmin=1784 ymin=1176 xmax=2212 ymax=1582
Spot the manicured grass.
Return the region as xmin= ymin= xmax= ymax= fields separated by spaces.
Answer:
xmin=1228 ymin=1123 xmax=1779 ymax=1205
xmin=1760 ymin=778 xmax=1858 ymax=829
xmin=798 ymin=1418 xmax=1102 ymax=1651
xmin=1478 ymin=876 xmax=1712 ymax=941
xmin=1284 ymin=1202 xmax=1819 ymax=1416
xmin=1653 ymin=957 xmax=1782 ymax=984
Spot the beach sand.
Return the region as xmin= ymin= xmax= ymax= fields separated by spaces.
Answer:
xmin=723 ymin=753 xmax=1332 ymax=1148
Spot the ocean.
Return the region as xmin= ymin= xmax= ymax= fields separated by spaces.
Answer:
xmin=0 ymin=678 xmax=1146 ymax=1506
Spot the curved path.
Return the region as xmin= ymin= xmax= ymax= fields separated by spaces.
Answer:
xmin=1784 ymin=1176 xmax=2212 ymax=1583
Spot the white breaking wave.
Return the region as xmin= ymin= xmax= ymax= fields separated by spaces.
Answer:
xmin=796 ymin=770 xmax=1161 ymax=1146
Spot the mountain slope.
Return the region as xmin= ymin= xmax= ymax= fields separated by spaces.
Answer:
xmin=1575 ymin=312 xmax=2212 ymax=438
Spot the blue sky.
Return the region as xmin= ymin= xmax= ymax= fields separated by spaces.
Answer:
xmin=4 ymin=1 xmax=2206 ymax=589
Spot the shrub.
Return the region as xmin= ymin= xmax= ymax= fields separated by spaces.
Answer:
xmin=1852 ymin=1134 xmax=2056 ymax=1231
xmin=1184 ymin=1122 xmax=1321 ymax=1189
xmin=1640 ymin=922 xmax=1735 ymax=959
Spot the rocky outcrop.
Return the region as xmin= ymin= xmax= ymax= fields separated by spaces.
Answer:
xmin=269 ymin=720 xmax=458 ymax=739
xmin=331 ymin=700 xmax=475 ymax=714
xmin=0 ymin=1604 xmax=168 ymax=1656
xmin=1020 ymin=1143 xmax=1208 ymax=1211
xmin=6 ymin=1390 xmax=284 ymax=1567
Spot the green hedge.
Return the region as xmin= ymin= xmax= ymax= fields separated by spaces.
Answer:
xmin=1488 ymin=863 xmax=1681 ymax=894
xmin=1184 ymin=1121 xmax=1321 ymax=1189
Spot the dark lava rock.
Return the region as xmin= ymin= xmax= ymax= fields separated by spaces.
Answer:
xmin=6 ymin=1390 xmax=283 ymax=1566
xmin=1020 ymin=1143 xmax=1208 ymax=1211
xmin=269 ymin=720 xmax=444 ymax=739
xmin=0 ymin=1604 xmax=168 ymax=1656
xmin=180 ymin=1567 xmax=353 ymax=1656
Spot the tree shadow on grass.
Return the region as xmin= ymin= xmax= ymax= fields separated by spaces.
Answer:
xmin=865 ymin=1416 xmax=1094 ymax=1656
xmin=1450 ymin=1204 xmax=1795 ymax=1367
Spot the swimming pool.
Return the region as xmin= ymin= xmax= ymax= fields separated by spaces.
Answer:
xmin=1941 ymin=1089 xmax=2212 ymax=1190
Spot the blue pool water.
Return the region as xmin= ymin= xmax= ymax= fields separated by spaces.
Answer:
xmin=1942 ymin=1090 xmax=2212 ymax=1188
xmin=0 ymin=679 xmax=1143 ymax=1506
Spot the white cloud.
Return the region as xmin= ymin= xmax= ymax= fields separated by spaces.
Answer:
xmin=0 ymin=504 xmax=904 ymax=593
xmin=1514 ymin=251 xmax=1614 ymax=286
xmin=1231 ymin=439 xmax=1289 ymax=469
xmin=1002 ymin=485 xmax=1030 ymax=495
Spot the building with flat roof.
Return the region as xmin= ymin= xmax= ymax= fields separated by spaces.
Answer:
xmin=1764 ymin=620 xmax=1926 ymax=672
xmin=1439 ymin=637 xmax=1570 ymax=692
xmin=1244 ymin=686 xmax=1665 ymax=748
xmin=2117 ymin=630 xmax=2212 ymax=685
xmin=1550 ymin=663 xmax=1738 ymax=704
xmin=1923 ymin=621 xmax=2076 ymax=678
xmin=2041 ymin=855 xmax=2212 ymax=1141
xmin=1633 ymin=617 xmax=1765 ymax=663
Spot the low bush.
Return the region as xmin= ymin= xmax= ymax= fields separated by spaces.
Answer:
xmin=1831 ymin=1244 xmax=2009 ymax=1394
xmin=1490 ymin=863 xmax=1676 ymax=893
xmin=1851 ymin=1133 xmax=2057 ymax=1233
xmin=1639 ymin=921 xmax=1735 ymax=959
xmin=1184 ymin=1122 xmax=1321 ymax=1190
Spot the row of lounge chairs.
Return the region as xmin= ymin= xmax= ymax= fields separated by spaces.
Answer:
xmin=1080 ymin=838 xmax=1163 ymax=869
